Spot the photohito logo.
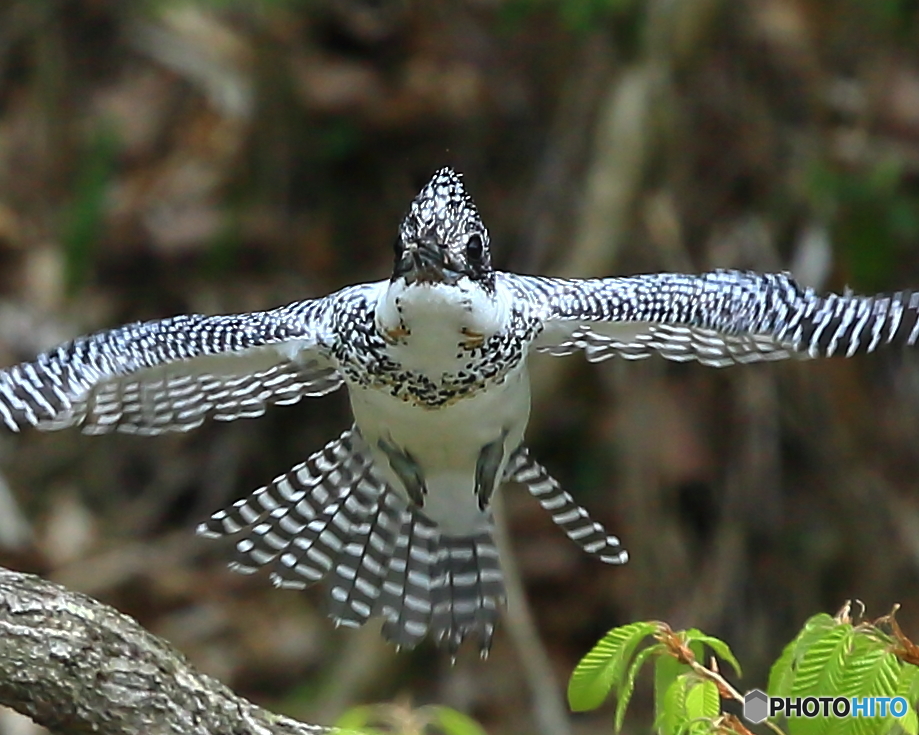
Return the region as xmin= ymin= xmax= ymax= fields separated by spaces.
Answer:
xmin=743 ymin=689 xmax=909 ymax=724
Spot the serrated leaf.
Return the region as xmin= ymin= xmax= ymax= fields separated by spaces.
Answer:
xmin=791 ymin=625 xmax=854 ymax=697
xmin=793 ymin=614 xmax=841 ymax=662
xmin=784 ymin=631 xmax=904 ymax=735
xmin=835 ymin=651 xmax=905 ymax=735
xmin=615 ymin=644 xmax=664 ymax=732
xmin=660 ymin=673 xmax=692 ymax=735
xmin=768 ymin=613 xmax=840 ymax=704
xmin=655 ymin=653 xmax=690 ymax=732
xmin=786 ymin=713 xmax=823 ymax=735
xmin=769 ymin=638 xmax=798 ymax=697
xmin=899 ymin=705 xmax=918 ymax=735
xmin=568 ymin=621 xmax=659 ymax=711
xmin=842 ymin=698 xmax=911 ymax=735
xmin=782 ymin=627 xmax=855 ymax=735
xmin=685 ymin=679 xmax=720 ymax=722
xmin=837 ymin=649 xmax=896 ymax=698
xmin=425 ymin=705 xmax=489 ymax=735
xmin=898 ymin=663 xmax=919 ymax=704
xmin=684 ymin=631 xmax=743 ymax=678
xmin=784 ymin=717 xmax=818 ymax=735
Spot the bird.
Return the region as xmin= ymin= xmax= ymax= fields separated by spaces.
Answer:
xmin=1 ymin=167 xmax=918 ymax=657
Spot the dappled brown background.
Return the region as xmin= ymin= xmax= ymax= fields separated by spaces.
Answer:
xmin=2 ymin=0 xmax=919 ymax=733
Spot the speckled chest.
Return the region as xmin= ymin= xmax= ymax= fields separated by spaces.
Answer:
xmin=327 ymin=296 xmax=540 ymax=408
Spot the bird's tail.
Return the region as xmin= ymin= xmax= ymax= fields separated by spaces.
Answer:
xmin=197 ymin=427 xmax=505 ymax=655
xmin=375 ymin=513 xmax=504 ymax=655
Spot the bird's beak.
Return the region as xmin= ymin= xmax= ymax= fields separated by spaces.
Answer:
xmin=395 ymin=239 xmax=461 ymax=285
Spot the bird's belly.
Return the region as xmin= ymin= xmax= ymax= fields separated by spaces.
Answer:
xmin=348 ymin=366 xmax=531 ymax=535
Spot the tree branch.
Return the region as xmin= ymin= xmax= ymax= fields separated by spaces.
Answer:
xmin=0 ymin=566 xmax=329 ymax=735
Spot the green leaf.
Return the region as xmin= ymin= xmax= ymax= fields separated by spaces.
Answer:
xmin=688 ymin=640 xmax=705 ymax=662
xmin=334 ymin=705 xmax=375 ymax=729
xmin=899 ymin=706 xmax=919 ymax=735
xmin=781 ymin=626 xmax=855 ymax=735
xmin=568 ymin=621 xmax=659 ymax=711
xmin=769 ymin=638 xmax=798 ymax=697
xmin=683 ymin=630 xmax=743 ymax=677
xmin=334 ymin=704 xmax=384 ymax=734
xmin=684 ymin=679 xmax=720 ymax=722
xmin=660 ymin=673 xmax=692 ymax=735
xmin=897 ymin=663 xmax=919 ymax=704
xmin=779 ymin=627 xmax=904 ymax=735
xmin=792 ymin=614 xmax=841 ymax=663
xmin=426 ymin=705 xmax=489 ymax=735
xmin=786 ymin=712 xmax=822 ymax=735
xmin=616 ymin=643 xmax=664 ymax=732
xmin=845 ymin=649 xmax=900 ymax=698
xmin=655 ymin=653 xmax=690 ymax=732
xmin=835 ymin=650 xmax=904 ymax=735
xmin=791 ymin=625 xmax=854 ymax=697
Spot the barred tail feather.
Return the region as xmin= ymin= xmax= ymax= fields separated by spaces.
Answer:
xmin=269 ymin=488 xmax=375 ymax=590
xmin=195 ymin=428 xmax=366 ymax=543
xmin=377 ymin=511 xmax=437 ymax=650
xmin=430 ymin=531 xmax=504 ymax=657
xmin=325 ymin=489 xmax=403 ymax=627
xmin=376 ymin=513 xmax=505 ymax=657
xmin=197 ymin=428 xmax=506 ymax=655
xmin=505 ymin=447 xmax=629 ymax=565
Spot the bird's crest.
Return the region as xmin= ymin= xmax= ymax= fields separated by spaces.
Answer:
xmin=393 ymin=168 xmax=494 ymax=289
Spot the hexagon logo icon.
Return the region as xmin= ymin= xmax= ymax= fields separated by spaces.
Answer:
xmin=744 ymin=689 xmax=769 ymax=724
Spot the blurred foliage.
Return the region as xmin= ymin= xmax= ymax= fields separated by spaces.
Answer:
xmin=501 ymin=0 xmax=641 ymax=33
xmin=805 ymin=159 xmax=919 ymax=291
xmin=61 ymin=121 xmax=119 ymax=294
xmin=336 ymin=702 xmax=488 ymax=735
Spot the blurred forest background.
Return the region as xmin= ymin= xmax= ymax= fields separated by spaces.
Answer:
xmin=3 ymin=0 xmax=919 ymax=733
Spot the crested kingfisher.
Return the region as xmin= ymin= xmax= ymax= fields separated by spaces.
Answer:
xmin=1 ymin=167 xmax=916 ymax=655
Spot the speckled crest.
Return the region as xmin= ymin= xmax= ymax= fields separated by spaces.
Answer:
xmin=396 ymin=167 xmax=493 ymax=287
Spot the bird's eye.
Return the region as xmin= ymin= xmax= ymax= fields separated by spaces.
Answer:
xmin=466 ymin=233 xmax=484 ymax=261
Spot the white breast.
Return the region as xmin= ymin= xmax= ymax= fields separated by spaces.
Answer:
xmin=349 ymin=366 xmax=530 ymax=535
xmin=346 ymin=277 xmax=529 ymax=535
xmin=375 ymin=278 xmax=509 ymax=376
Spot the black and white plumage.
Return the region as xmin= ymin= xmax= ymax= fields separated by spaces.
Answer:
xmin=2 ymin=167 xmax=918 ymax=655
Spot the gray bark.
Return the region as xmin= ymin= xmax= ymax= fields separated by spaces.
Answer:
xmin=0 ymin=567 xmax=329 ymax=735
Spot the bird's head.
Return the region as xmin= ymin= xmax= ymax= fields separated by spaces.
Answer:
xmin=393 ymin=168 xmax=494 ymax=292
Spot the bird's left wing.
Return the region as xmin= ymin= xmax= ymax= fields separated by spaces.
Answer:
xmin=0 ymin=285 xmax=369 ymax=435
xmin=501 ymin=270 xmax=919 ymax=366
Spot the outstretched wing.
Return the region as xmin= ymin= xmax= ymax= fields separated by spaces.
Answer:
xmin=502 ymin=270 xmax=919 ymax=367
xmin=0 ymin=284 xmax=370 ymax=435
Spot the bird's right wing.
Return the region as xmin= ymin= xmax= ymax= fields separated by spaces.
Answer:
xmin=501 ymin=270 xmax=919 ymax=367
xmin=0 ymin=284 xmax=374 ymax=435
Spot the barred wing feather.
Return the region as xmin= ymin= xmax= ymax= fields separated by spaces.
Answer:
xmin=0 ymin=296 xmax=344 ymax=435
xmin=502 ymin=270 xmax=919 ymax=366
